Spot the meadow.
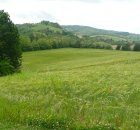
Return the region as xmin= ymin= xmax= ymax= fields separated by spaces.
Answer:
xmin=0 ymin=48 xmax=140 ymax=130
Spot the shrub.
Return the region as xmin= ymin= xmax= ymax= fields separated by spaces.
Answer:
xmin=133 ymin=43 xmax=140 ymax=51
xmin=0 ymin=58 xmax=14 ymax=76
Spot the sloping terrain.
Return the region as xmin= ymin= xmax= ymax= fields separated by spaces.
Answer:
xmin=63 ymin=25 xmax=140 ymax=42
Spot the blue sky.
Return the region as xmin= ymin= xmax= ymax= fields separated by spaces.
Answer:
xmin=0 ymin=0 xmax=140 ymax=33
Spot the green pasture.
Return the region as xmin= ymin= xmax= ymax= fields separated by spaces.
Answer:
xmin=0 ymin=48 xmax=140 ymax=130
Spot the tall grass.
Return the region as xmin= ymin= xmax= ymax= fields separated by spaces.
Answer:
xmin=0 ymin=48 xmax=140 ymax=129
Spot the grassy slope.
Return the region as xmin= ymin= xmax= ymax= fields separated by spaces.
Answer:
xmin=0 ymin=48 xmax=140 ymax=129
xmin=63 ymin=25 xmax=140 ymax=41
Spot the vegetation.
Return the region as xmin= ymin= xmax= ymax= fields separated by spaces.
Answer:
xmin=63 ymin=25 xmax=140 ymax=51
xmin=0 ymin=48 xmax=140 ymax=129
xmin=17 ymin=22 xmax=113 ymax=51
xmin=62 ymin=25 xmax=140 ymax=42
xmin=133 ymin=42 xmax=140 ymax=51
xmin=16 ymin=21 xmax=140 ymax=52
xmin=1 ymin=10 xmax=140 ymax=129
xmin=0 ymin=10 xmax=22 ymax=76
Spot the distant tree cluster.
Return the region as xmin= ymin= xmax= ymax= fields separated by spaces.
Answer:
xmin=17 ymin=20 xmax=140 ymax=52
xmin=133 ymin=41 xmax=140 ymax=51
xmin=19 ymin=35 xmax=113 ymax=52
xmin=0 ymin=10 xmax=22 ymax=76
xmin=17 ymin=22 xmax=113 ymax=51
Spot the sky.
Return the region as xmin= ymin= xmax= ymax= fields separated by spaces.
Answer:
xmin=0 ymin=0 xmax=140 ymax=33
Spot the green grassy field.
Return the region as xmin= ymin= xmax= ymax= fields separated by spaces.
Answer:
xmin=0 ymin=48 xmax=140 ymax=130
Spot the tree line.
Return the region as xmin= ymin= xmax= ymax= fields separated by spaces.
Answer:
xmin=19 ymin=33 xmax=140 ymax=52
xmin=20 ymin=35 xmax=113 ymax=52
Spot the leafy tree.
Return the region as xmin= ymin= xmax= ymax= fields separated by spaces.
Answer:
xmin=121 ymin=43 xmax=131 ymax=51
xmin=0 ymin=10 xmax=22 ymax=76
xmin=133 ymin=43 xmax=140 ymax=51
xmin=116 ymin=44 xmax=121 ymax=50
xmin=38 ymin=38 xmax=52 ymax=50
xmin=20 ymin=36 xmax=33 ymax=51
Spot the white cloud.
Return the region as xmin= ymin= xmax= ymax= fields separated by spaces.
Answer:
xmin=0 ymin=0 xmax=140 ymax=33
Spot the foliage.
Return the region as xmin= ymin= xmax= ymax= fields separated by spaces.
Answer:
xmin=16 ymin=21 xmax=140 ymax=52
xmin=116 ymin=45 xmax=121 ymax=50
xmin=133 ymin=42 xmax=140 ymax=51
xmin=16 ymin=21 xmax=113 ymax=51
xmin=20 ymin=36 xmax=33 ymax=51
xmin=63 ymin=25 xmax=140 ymax=42
xmin=63 ymin=25 xmax=140 ymax=51
xmin=0 ymin=58 xmax=14 ymax=76
xmin=0 ymin=10 xmax=22 ymax=76
xmin=121 ymin=43 xmax=131 ymax=51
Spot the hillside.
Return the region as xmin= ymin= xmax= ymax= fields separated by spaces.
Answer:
xmin=16 ymin=21 xmax=113 ymax=51
xmin=16 ymin=21 xmax=67 ymax=38
xmin=16 ymin=21 xmax=82 ymax=51
xmin=62 ymin=25 xmax=140 ymax=42
xmin=16 ymin=21 xmax=140 ymax=52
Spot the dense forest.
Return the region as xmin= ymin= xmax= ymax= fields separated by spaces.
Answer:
xmin=17 ymin=21 xmax=140 ymax=52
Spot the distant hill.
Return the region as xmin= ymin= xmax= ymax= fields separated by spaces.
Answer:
xmin=16 ymin=21 xmax=82 ymax=52
xmin=62 ymin=25 xmax=129 ymax=36
xmin=62 ymin=25 xmax=140 ymax=42
xmin=17 ymin=22 xmax=140 ymax=42
xmin=16 ymin=21 xmax=68 ymax=38
xmin=16 ymin=21 xmax=140 ymax=52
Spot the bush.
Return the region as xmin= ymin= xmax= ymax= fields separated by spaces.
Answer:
xmin=133 ymin=43 xmax=140 ymax=51
xmin=38 ymin=38 xmax=52 ymax=50
xmin=116 ymin=45 xmax=121 ymax=50
xmin=0 ymin=58 xmax=14 ymax=76
xmin=121 ymin=44 xmax=131 ymax=51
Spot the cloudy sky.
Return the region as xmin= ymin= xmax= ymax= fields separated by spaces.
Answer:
xmin=0 ymin=0 xmax=140 ymax=33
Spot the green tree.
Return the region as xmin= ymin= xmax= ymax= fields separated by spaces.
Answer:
xmin=121 ymin=43 xmax=131 ymax=51
xmin=133 ymin=43 xmax=140 ymax=51
xmin=38 ymin=38 xmax=52 ymax=50
xmin=20 ymin=36 xmax=33 ymax=51
xmin=116 ymin=44 xmax=121 ymax=50
xmin=0 ymin=10 xmax=22 ymax=76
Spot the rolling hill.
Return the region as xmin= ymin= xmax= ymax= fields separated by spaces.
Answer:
xmin=17 ymin=21 xmax=140 ymax=43
xmin=16 ymin=21 xmax=140 ymax=52
xmin=62 ymin=25 xmax=140 ymax=42
xmin=16 ymin=21 xmax=68 ymax=38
